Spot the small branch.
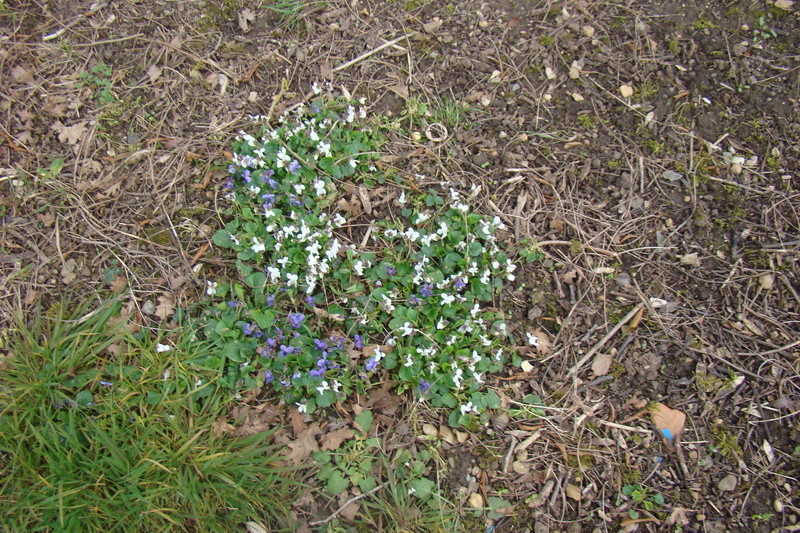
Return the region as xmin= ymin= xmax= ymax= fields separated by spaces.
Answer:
xmin=333 ymin=34 xmax=415 ymax=73
xmin=43 ymin=1 xmax=108 ymax=41
xmin=567 ymin=303 xmax=644 ymax=377
xmin=309 ymin=482 xmax=389 ymax=526
xmin=537 ymin=240 xmax=618 ymax=258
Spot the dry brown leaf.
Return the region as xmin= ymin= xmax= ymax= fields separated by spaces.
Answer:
xmin=54 ymin=121 xmax=88 ymax=145
xmin=211 ymin=416 xmax=236 ymax=437
xmin=154 ymin=293 xmax=175 ymax=320
xmin=11 ymin=65 xmax=34 ymax=84
xmin=559 ymin=268 xmax=579 ymax=284
xmin=147 ymin=65 xmax=162 ymax=83
xmin=284 ymin=423 xmax=321 ymax=465
xmin=61 ymin=258 xmax=78 ymax=284
xmin=650 ymin=402 xmax=686 ymax=441
xmin=320 ymin=427 xmax=355 ymax=451
xmin=591 ymin=351 xmax=613 ymax=376
xmin=388 ymin=83 xmax=409 ymax=99
xmin=238 ymin=8 xmax=255 ymax=31
xmin=288 ymin=406 xmax=308 ymax=435
xmin=109 ymin=275 xmax=127 ymax=293
xmin=774 ymin=0 xmax=795 ymax=9
xmin=338 ymin=500 xmax=360 ymax=521
xmin=527 ymin=328 xmax=552 ymax=355
xmin=312 ymin=307 xmax=346 ymax=322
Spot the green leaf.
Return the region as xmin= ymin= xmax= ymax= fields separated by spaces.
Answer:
xmin=326 ymin=471 xmax=349 ymax=495
xmin=75 ymin=390 xmax=94 ymax=406
xmin=250 ymin=309 xmax=275 ymax=330
xmin=245 ymin=271 xmax=266 ymax=288
xmin=354 ymin=410 xmax=373 ymax=434
xmin=212 ymin=230 xmax=233 ymax=248
xmin=222 ymin=341 xmax=244 ymax=362
xmin=410 ymin=478 xmax=435 ymax=500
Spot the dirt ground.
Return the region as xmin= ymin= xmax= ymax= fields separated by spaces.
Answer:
xmin=1 ymin=0 xmax=799 ymax=531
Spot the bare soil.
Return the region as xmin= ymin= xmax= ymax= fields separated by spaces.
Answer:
xmin=1 ymin=0 xmax=799 ymax=531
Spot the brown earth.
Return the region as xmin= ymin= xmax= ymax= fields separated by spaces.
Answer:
xmin=1 ymin=0 xmax=799 ymax=531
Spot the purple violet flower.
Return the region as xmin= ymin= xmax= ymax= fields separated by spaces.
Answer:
xmin=262 ymin=193 xmax=276 ymax=207
xmin=353 ymin=334 xmax=364 ymax=349
xmin=99 ymin=380 xmax=113 ymax=388
xmin=279 ymin=344 xmax=296 ymax=357
xmin=418 ymin=379 xmax=431 ymax=393
xmin=454 ymin=277 xmax=467 ymax=291
xmin=287 ymin=313 xmax=305 ymax=328
xmin=365 ymin=357 xmax=379 ymax=371
xmin=385 ymin=265 xmax=397 ymax=276
xmin=419 ymin=284 xmax=433 ymax=298
xmin=306 ymin=295 xmax=316 ymax=306
xmin=409 ymin=295 xmax=421 ymax=306
xmin=242 ymin=169 xmax=252 ymax=183
xmin=266 ymin=294 xmax=276 ymax=306
xmin=264 ymin=371 xmax=274 ymax=384
xmin=228 ymin=301 xmax=243 ymax=308
xmin=288 ymin=159 xmax=302 ymax=174
xmin=314 ymin=339 xmax=328 ymax=351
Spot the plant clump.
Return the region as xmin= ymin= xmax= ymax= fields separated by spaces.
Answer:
xmin=196 ymin=85 xmax=517 ymax=425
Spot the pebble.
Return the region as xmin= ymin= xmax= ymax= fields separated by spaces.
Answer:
xmin=717 ymin=474 xmax=738 ymax=492
xmin=512 ymin=461 xmax=530 ymax=474
xmin=565 ymin=483 xmax=582 ymax=501
xmin=468 ymin=492 xmax=484 ymax=508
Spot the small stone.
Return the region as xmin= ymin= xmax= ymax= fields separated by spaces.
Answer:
xmin=774 ymin=498 xmax=784 ymax=513
xmin=468 ymin=492 xmax=484 ymax=508
xmin=717 ymin=474 xmax=738 ymax=492
xmin=478 ymin=20 xmax=489 ymax=28
xmin=619 ymin=84 xmax=634 ymax=98
xmin=565 ymin=483 xmax=582 ymax=501
xmin=439 ymin=426 xmax=456 ymax=445
xmin=411 ymin=131 xmax=422 ymax=142
xmin=572 ymin=92 xmax=584 ymax=102
xmin=456 ymin=431 xmax=469 ymax=443
xmin=512 ymin=461 xmax=530 ymax=474
xmin=581 ymin=25 xmax=595 ymax=37
xmin=422 ymin=423 xmax=438 ymax=437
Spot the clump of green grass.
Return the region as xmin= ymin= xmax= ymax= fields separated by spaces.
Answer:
xmin=0 ymin=300 xmax=296 ymax=532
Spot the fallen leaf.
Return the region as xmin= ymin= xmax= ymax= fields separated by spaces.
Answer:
xmin=285 ymin=423 xmax=321 ymax=465
xmin=422 ymin=17 xmax=443 ymax=33
xmin=238 ymin=8 xmax=255 ymax=31
xmin=109 ymin=275 xmax=127 ymax=293
xmin=320 ymin=427 xmax=354 ymax=451
xmin=591 ymin=351 xmax=613 ymax=376
xmin=679 ymin=252 xmax=701 ymax=267
xmin=774 ymin=0 xmax=795 ymax=10
xmin=565 ymin=483 xmax=582 ymax=501
xmin=288 ymin=407 xmax=308 ymax=435
xmin=525 ymin=328 xmax=552 ymax=355
xmin=544 ymin=65 xmax=557 ymax=80
xmin=650 ymin=402 xmax=686 ymax=441
xmin=245 ymin=522 xmax=270 ymax=533
xmin=11 ymin=65 xmax=34 ymax=84
xmin=61 ymin=258 xmax=78 ymax=284
xmin=147 ymin=65 xmax=162 ymax=83
xmin=54 ymin=121 xmax=88 ymax=145
xmin=568 ymin=60 xmax=581 ymax=79
xmin=338 ymin=500 xmax=360 ymax=521
xmin=154 ymin=293 xmax=175 ymax=320
xmin=211 ymin=416 xmax=236 ymax=437
xmin=758 ymin=273 xmax=774 ymax=290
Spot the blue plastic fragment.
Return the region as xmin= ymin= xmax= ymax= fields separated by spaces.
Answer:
xmin=661 ymin=428 xmax=673 ymax=440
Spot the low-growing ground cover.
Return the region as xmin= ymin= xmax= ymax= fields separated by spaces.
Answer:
xmin=1 ymin=0 xmax=799 ymax=531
